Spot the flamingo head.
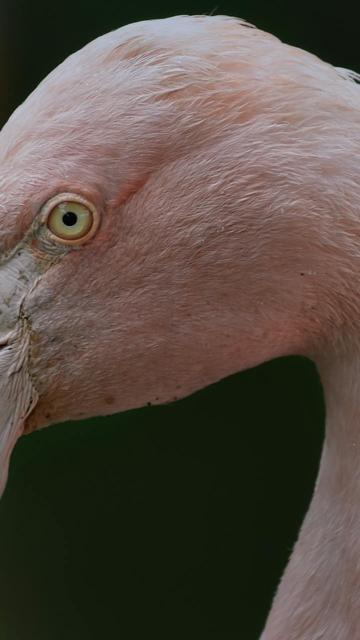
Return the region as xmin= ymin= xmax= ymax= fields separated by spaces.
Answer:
xmin=0 ymin=15 xmax=358 ymax=494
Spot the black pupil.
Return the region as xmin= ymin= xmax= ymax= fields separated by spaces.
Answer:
xmin=62 ymin=211 xmax=78 ymax=226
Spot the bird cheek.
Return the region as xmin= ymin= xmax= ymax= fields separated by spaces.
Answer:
xmin=22 ymin=400 xmax=52 ymax=434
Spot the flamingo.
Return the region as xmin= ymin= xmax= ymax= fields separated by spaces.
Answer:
xmin=0 ymin=13 xmax=359 ymax=638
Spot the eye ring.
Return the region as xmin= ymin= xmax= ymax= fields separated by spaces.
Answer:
xmin=42 ymin=193 xmax=101 ymax=245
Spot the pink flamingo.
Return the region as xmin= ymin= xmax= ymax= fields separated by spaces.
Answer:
xmin=0 ymin=14 xmax=359 ymax=639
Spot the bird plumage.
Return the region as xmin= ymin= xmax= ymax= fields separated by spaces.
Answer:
xmin=1 ymin=15 xmax=360 ymax=638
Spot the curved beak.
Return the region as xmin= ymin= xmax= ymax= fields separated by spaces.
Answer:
xmin=0 ymin=328 xmax=38 ymax=496
xmin=0 ymin=245 xmax=41 ymax=497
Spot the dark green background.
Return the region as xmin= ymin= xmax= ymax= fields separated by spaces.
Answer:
xmin=0 ymin=1 xmax=353 ymax=637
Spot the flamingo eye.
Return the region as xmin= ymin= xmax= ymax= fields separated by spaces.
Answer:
xmin=44 ymin=195 xmax=100 ymax=245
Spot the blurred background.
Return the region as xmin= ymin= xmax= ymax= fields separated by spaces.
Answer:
xmin=0 ymin=0 xmax=355 ymax=637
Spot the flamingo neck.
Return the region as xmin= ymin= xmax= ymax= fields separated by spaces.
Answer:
xmin=261 ymin=348 xmax=360 ymax=640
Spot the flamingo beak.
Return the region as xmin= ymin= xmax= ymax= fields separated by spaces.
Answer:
xmin=0 ymin=245 xmax=40 ymax=496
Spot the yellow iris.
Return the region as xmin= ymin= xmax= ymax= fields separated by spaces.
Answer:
xmin=47 ymin=201 xmax=94 ymax=241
